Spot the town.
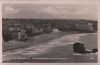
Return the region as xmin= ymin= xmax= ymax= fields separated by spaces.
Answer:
xmin=3 ymin=19 xmax=97 ymax=42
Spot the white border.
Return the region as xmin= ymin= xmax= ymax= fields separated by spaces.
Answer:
xmin=1 ymin=0 xmax=98 ymax=4
xmin=0 ymin=0 xmax=100 ymax=65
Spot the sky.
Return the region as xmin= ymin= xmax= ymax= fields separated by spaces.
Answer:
xmin=2 ymin=3 xmax=98 ymax=20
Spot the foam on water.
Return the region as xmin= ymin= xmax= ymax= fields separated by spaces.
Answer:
xmin=4 ymin=33 xmax=97 ymax=58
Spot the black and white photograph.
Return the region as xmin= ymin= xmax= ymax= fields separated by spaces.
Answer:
xmin=2 ymin=0 xmax=98 ymax=63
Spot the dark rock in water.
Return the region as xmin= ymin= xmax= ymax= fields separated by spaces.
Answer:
xmin=73 ymin=42 xmax=98 ymax=54
xmin=73 ymin=42 xmax=92 ymax=54
xmin=92 ymin=48 xmax=98 ymax=53
xmin=73 ymin=42 xmax=86 ymax=54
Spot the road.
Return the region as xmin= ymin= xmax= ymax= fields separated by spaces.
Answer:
xmin=3 ymin=33 xmax=97 ymax=63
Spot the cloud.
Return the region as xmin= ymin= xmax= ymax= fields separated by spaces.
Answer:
xmin=4 ymin=6 xmax=18 ymax=15
xmin=40 ymin=6 xmax=69 ymax=15
xmin=2 ymin=4 xmax=97 ymax=20
xmin=73 ymin=7 xmax=89 ymax=14
xmin=44 ymin=6 xmax=59 ymax=14
xmin=39 ymin=5 xmax=89 ymax=16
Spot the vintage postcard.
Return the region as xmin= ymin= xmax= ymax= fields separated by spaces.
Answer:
xmin=1 ymin=0 xmax=100 ymax=64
